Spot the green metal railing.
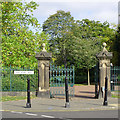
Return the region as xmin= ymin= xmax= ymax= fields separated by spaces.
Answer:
xmin=50 ymin=65 xmax=75 ymax=97
xmin=1 ymin=65 xmax=75 ymax=96
xmin=110 ymin=66 xmax=120 ymax=91
xmin=1 ymin=66 xmax=38 ymax=92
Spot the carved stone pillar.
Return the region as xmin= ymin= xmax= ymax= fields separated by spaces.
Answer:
xmin=35 ymin=43 xmax=52 ymax=98
xmin=96 ymin=43 xmax=112 ymax=98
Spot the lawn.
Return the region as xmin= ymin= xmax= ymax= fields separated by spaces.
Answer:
xmin=111 ymin=94 xmax=120 ymax=98
xmin=1 ymin=95 xmax=36 ymax=102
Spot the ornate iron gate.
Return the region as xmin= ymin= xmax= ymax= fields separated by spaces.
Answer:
xmin=50 ymin=65 xmax=75 ymax=97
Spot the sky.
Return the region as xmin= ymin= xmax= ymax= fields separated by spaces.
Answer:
xmin=118 ymin=1 xmax=120 ymax=24
xmin=23 ymin=0 xmax=119 ymax=28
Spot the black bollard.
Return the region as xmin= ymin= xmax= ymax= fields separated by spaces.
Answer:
xmin=26 ymin=78 xmax=31 ymax=108
xmin=65 ymin=76 xmax=70 ymax=108
xmin=103 ymin=76 xmax=108 ymax=106
xmin=95 ymin=82 xmax=98 ymax=98
xmin=94 ymin=68 xmax=98 ymax=99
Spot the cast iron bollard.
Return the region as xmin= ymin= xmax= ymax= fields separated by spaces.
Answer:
xmin=26 ymin=78 xmax=31 ymax=108
xmin=94 ymin=66 xmax=98 ymax=98
xmin=65 ymin=71 xmax=70 ymax=108
xmin=95 ymin=82 xmax=98 ymax=98
xmin=103 ymin=76 xmax=108 ymax=106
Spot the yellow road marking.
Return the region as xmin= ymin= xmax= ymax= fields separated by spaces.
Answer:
xmin=1 ymin=107 xmax=118 ymax=113
xmin=109 ymin=104 xmax=118 ymax=107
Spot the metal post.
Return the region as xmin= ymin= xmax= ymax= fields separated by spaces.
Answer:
xmin=26 ymin=77 xmax=31 ymax=108
xmin=95 ymin=66 xmax=98 ymax=98
xmin=103 ymin=67 xmax=108 ymax=106
xmin=95 ymin=82 xmax=98 ymax=98
xmin=65 ymin=67 xmax=70 ymax=108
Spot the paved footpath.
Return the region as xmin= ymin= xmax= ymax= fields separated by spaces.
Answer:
xmin=74 ymin=85 xmax=95 ymax=99
xmin=1 ymin=85 xmax=119 ymax=112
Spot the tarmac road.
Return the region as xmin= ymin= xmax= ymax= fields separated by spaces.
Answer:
xmin=1 ymin=110 xmax=119 ymax=119
xmin=1 ymin=85 xmax=119 ymax=119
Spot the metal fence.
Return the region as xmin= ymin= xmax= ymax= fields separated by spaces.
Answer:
xmin=110 ymin=66 xmax=120 ymax=91
xmin=50 ymin=65 xmax=75 ymax=97
xmin=1 ymin=66 xmax=38 ymax=91
xmin=1 ymin=65 xmax=75 ymax=97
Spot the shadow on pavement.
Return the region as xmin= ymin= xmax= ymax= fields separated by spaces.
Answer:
xmin=79 ymin=91 xmax=95 ymax=94
xmin=74 ymin=95 xmax=95 ymax=99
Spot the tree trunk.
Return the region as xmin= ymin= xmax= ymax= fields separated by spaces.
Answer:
xmin=63 ymin=44 xmax=67 ymax=67
xmin=88 ymin=69 xmax=90 ymax=85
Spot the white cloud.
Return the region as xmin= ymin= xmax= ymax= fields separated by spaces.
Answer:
xmin=25 ymin=0 xmax=119 ymax=3
xmin=24 ymin=1 xmax=119 ymax=26
xmin=72 ymin=2 xmax=118 ymax=24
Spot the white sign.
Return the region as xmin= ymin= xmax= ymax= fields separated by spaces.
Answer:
xmin=14 ymin=71 xmax=34 ymax=74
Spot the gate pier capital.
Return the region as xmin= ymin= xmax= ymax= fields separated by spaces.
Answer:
xmin=96 ymin=43 xmax=112 ymax=98
xmin=35 ymin=43 xmax=52 ymax=98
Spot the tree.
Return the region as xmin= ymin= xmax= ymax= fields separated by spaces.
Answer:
xmin=2 ymin=1 xmax=49 ymax=68
xmin=71 ymin=38 xmax=101 ymax=85
xmin=43 ymin=11 xmax=115 ymax=84
xmin=110 ymin=25 xmax=120 ymax=66
xmin=43 ymin=10 xmax=75 ymax=66
xmin=74 ymin=19 xmax=115 ymax=45
xmin=70 ymin=19 xmax=115 ymax=85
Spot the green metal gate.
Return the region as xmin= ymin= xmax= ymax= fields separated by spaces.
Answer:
xmin=110 ymin=66 xmax=120 ymax=91
xmin=50 ymin=65 xmax=75 ymax=97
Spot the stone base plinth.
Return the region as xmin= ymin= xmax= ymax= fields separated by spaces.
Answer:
xmin=107 ymin=91 xmax=111 ymax=97
xmin=97 ymin=90 xmax=111 ymax=99
xmin=36 ymin=90 xmax=50 ymax=98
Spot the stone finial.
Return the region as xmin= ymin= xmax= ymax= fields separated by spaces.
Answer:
xmin=42 ymin=43 xmax=46 ymax=52
xmin=103 ymin=42 xmax=107 ymax=51
xmin=96 ymin=42 xmax=112 ymax=59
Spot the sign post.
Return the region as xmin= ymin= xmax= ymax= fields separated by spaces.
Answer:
xmin=14 ymin=70 xmax=34 ymax=108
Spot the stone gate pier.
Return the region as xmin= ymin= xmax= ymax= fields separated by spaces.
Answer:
xmin=35 ymin=43 xmax=52 ymax=98
xmin=96 ymin=43 xmax=113 ymax=98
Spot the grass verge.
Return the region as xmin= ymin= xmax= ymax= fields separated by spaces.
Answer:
xmin=111 ymin=94 xmax=120 ymax=98
xmin=1 ymin=95 xmax=36 ymax=102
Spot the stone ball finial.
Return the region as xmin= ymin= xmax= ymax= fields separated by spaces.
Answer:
xmin=103 ymin=42 xmax=107 ymax=51
xmin=42 ymin=43 xmax=46 ymax=52
xmin=103 ymin=42 xmax=107 ymax=47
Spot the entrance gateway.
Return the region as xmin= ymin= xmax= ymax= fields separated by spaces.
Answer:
xmin=35 ymin=43 xmax=74 ymax=98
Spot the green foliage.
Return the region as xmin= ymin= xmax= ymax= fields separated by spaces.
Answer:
xmin=43 ymin=12 xmax=115 ymax=67
xmin=43 ymin=11 xmax=115 ymax=84
xmin=111 ymin=94 xmax=120 ymax=98
xmin=2 ymin=1 xmax=49 ymax=68
xmin=43 ymin=10 xmax=75 ymax=66
xmin=72 ymin=19 xmax=115 ymax=84
xmin=110 ymin=25 xmax=120 ymax=66
xmin=72 ymin=38 xmax=101 ymax=70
